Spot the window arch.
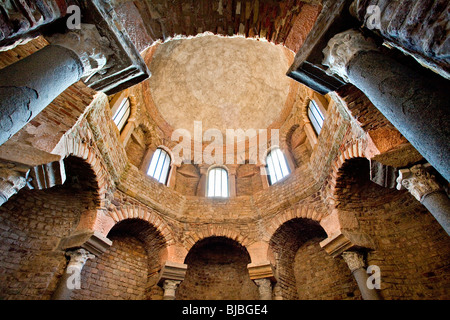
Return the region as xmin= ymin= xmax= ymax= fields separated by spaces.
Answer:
xmin=266 ymin=147 xmax=290 ymax=185
xmin=112 ymin=98 xmax=131 ymax=132
xmin=207 ymin=167 xmax=229 ymax=198
xmin=147 ymin=148 xmax=171 ymax=185
xmin=308 ymin=100 xmax=325 ymax=135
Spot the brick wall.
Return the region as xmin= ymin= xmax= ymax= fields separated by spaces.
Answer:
xmin=177 ymin=236 xmax=259 ymax=300
xmin=72 ymin=235 xmax=149 ymax=300
xmin=294 ymin=238 xmax=361 ymax=300
xmin=335 ymin=158 xmax=450 ymax=300
xmin=0 ymin=157 xmax=99 ymax=299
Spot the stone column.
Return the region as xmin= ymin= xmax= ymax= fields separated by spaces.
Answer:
xmin=397 ymin=164 xmax=450 ymax=235
xmin=157 ymin=261 xmax=188 ymax=300
xmin=198 ymin=165 xmax=209 ymax=196
xmin=0 ymin=24 xmax=111 ymax=147
xmin=248 ymin=261 xmax=276 ymax=300
xmin=341 ymin=251 xmax=381 ymax=300
xmin=323 ymin=29 xmax=450 ymax=182
xmin=51 ymin=248 xmax=95 ymax=300
xmin=161 ymin=279 xmax=182 ymax=300
xmin=228 ymin=165 xmax=237 ymax=197
xmin=254 ymin=278 xmax=273 ymax=300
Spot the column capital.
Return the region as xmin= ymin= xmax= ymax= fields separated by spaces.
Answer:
xmin=66 ymin=248 xmax=95 ymax=267
xmin=396 ymin=164 xmax=442 ymax=202
xmin=247 ymin=261 xmax=277 ymax=283
xmin=158 ymin=261 xmax=188 ymax=287
xmin=341 ymin=251 xmax=365 ymax=273
xmin=47 ymin=24 xmax=113 ymax=79
xmin=322 ymin=29 xmax=379 ymax=82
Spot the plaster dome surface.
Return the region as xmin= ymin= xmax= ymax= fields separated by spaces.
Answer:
xmin=148 ymin=35 xmax=294 ymax=138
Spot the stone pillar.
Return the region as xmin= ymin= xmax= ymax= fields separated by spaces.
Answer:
xmin=254 ymin=278 xmax=273 ymax=300
xmin=323 ymin=29 xmax=450 ymax=182
xmin=51 ymin=248 xmax=95 ymax=300
xmin=248 ymin=262 xmax=276 ymax=300
xmin=161 ymin=279 xmax=182 ymax=300
xmin=157 ymin=261 xmax=188 ymax=300
xmin=228 ymin=165 xmax=237 ymax=197
xmin=341 ymin=251 xmax=381 ymax=300
xmin=397 ymin=164 xmax=450 ymax=235
xmin=198 ymin=165 xmax=209 ymax=196
xmin=0 ymin=24 xmax=112 ymax=147
xmin=0 ymin=45 xmax=83 ymax=147
xmin=167 ymin=163 xmax=180 ymax=189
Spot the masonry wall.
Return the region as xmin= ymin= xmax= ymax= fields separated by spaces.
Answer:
xmin=294 ymin=238 xmax=361 ymax=300
xmin=336 ymin=158 xmax=450 ymax=300
xmin=177 ymin=237 xmax=259 ymax=300
xmin=72 ymin=235 xmax=149 ymax=300
xmin=0 ymin=177 xmax=98 ymax=299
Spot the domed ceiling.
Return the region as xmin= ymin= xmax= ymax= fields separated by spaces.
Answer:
xmin=147 ymin=35 xmax=295 ymax=138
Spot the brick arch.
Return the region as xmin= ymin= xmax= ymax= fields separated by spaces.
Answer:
xmin=61 ymin=134 xmax=113 ymax=206
xmin=105 ymin=204 xmax=175 ymax=246
xmin=327 ymin=140 xmax=368 ymax=207
xmin=262 ymin=204 xmax=324 ymax=242
xmin=182 ymin=226 xmax=254 ymax=252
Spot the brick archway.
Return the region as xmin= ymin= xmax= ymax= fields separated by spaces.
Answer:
xmin=182 ymin=226 xmax=254 ymax=252
xmin=105 ymin=204 xmax=175 ymax=246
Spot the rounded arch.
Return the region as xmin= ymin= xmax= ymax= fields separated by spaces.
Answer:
xmin=177 ymin=236 xmax=259 ymax=300
xmin=327 ymin=141 xmax=368 ymax=208
xmin=105 ymin=204 xmax=175 ymax=246
xmin=182 ymin=226 xmax=253 ymax=251
xmin=263 ymin=204 xmax=324 ymax=242
xmin=61 ymin=134 xmax=114 ymax=206
xmin=268 ymin=217 xmax=329 ymax=300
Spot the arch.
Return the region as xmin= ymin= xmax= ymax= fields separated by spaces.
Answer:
xmin=206 ymin=165 xmax=229 ymax=198
xmin=268 ymin=217 xmax=329 ymax=300
xmin=263 ymin=204 xmax=325 ymax=242
xmin=182 ymin=226 xmax=253 ymax=251
xmin=60 ymin=133 xmax=114 ymax=206
xmin=146 ymin=147 xmax=172 ymax=185
xmin=177 ymin=236 xmax=259 ymax=300
xmin=105 ymin=204 xmax=175 ymax=246
xmin=327 ymin=140 xmax=368 ymax=208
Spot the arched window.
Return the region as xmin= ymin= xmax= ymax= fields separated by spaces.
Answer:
xmin=308 ymin=100 xmax=325 ymax=135
xmin=112 ymin=98 xmax=131 ymax=132
xmin=147 ymin=148 xmax=171 ymax=185
xmin=266 ymin=147 xmax=290 ymax=185
xmin=207 ymin=167 xmax=229 ymax=198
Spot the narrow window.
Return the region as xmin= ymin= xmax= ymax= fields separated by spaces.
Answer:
xmin=147 ymin=148 xmax=171 ymax=185
xmin=266 ymin=148 xmax=290 ymax=185
xmin=308 ymin=100 xmax=325 ymax=135
xmin=112 ymin=98 xmax=131 ymax=132
xmin=207 ymin=167 xmax=229 ymax=198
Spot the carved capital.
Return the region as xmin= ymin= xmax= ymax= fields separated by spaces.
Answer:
xmin=396 ymin=164 xmax=442 ymax=202
xmin=162 ymin=279 xmax=181 ymax=300
xmin=47 ymin=24 xmax=113 ymax=79
xmin=341 ymin=251 xmax=365 ymax=273
xmin=66 ymin=248 xmax=95 ymax=269
xmin=322 ymin=29 xmax=379 ymax=82
xmin=158 ymin=261 xmax=188 ymax=287
xmin=247 ymin=262 xmax=276 ymax=282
